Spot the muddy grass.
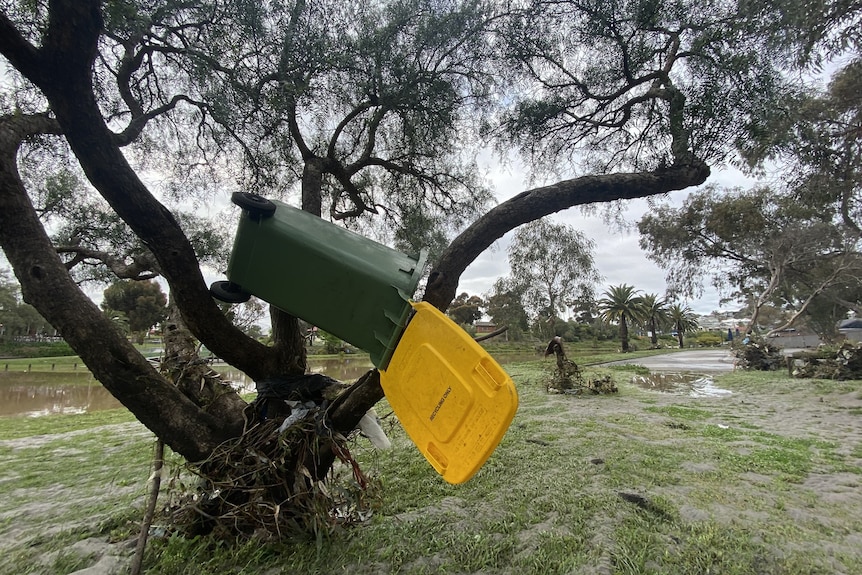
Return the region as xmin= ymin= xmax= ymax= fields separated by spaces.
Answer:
xmin=1 ymin=362 xmax=861 ymax=574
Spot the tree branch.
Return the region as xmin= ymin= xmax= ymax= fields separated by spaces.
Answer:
xmin=20 ymin=1 xmax=278 ymax=380
xmin=0 ymin=113 xmax=239 ymax=462
xmin=424 ymin=160 xmax=710 ymax=309
xmin=0 ymin=12 xmax=44 ymax=80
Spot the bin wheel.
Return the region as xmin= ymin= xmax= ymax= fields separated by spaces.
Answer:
xmin=232 ymin=192 xmax=276 ymax=219
xmin=210 ymin=281 xmax=252 ymax=304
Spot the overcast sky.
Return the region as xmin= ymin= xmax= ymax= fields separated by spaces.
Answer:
xmin=456 ymin=158 xmax=760 ymax=316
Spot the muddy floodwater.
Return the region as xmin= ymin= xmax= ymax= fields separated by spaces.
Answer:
xmin=0 ymin=372 xmax=123 ymax=417
xmin=1 ymin=353 xmax=542 ymax=417
xmin=631 ymin=372 xmax=733 ymax=397
xmin=0 ymin=358 xmax=378 ymax=418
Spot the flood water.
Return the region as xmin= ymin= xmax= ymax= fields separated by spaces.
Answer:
xmin=631 ymin=372 xmax=732 ymax=397
xmin=0 ymin=372 xmax=124 ymax=417
xmin=1 ymin=353 xmax=542 ymax=418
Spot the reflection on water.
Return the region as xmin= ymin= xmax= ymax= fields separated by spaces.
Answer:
xmin=631 ymin=373 xmax=732 ymax=397
xmin=308 ymin=356 xmax=375 ymax=382
xmin=0 ymin=357 xmax=380 ymax=417
xmin=1 ymin=352 xmax=541 ymax=418
xmin=0 ymin=372 xmax=123 ymax=417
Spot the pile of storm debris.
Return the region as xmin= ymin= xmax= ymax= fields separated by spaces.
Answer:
xmin=785 ymin=342 xmax=862 ymax=380
xmin=161 ymin=371 xmax=388 ymax=539
xmin=734 ymin=336 xmax=862 ymax=380
xmin=543 ymin=337 xmax=618 ymax=395
xmin=732 ymin=336 xmax=786 ymax=371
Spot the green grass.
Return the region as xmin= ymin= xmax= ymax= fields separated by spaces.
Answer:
xmin=2 ymin=361 xmax=862 ymax=574
xmin=643 ymin=404 xmax=714 ymax=420
xmin=0 ymin=355 xmax=86 ymax=372
xmin=0 ymin=342 xmax=163 ymax=372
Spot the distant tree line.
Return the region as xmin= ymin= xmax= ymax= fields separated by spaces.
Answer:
xmin=0 ymin=268 xmax=54 ymax=342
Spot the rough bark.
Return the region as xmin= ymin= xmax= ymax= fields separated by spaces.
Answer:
xmin=620 ymin=316 xmax=631 ymax=352
xmin=269 ymin=307 xmax=308 ymax=375
xmin=0 ymin=114 xmax=239 ymax=462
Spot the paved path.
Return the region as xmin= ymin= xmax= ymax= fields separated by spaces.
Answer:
xmin=601 ymin=349 xmax=737 ymax=372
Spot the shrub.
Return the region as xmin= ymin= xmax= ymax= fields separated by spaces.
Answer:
xmin=695 ymin=331 xmax=723 ymax=347
xmin=0 ymin=341 xmax=76 ymax=358
xmin=318 ymin=331 xmax=343 ymax=354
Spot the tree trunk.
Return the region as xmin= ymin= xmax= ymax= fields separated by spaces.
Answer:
xmin=620 ymin=316 xmax=630 ymax=352
xmin=301 ymin=160 xmax=325 ymax=216
xmin=0 ymin=115 xmax=242 ymax=462
xmin=270 ymin=308 xmax=308 ymax=375
xmin=3 ymin=0 xmax=277 ymax=382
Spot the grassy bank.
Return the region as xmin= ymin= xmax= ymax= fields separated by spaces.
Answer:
xmin=2 ymin=361 xmax=860 ymax=574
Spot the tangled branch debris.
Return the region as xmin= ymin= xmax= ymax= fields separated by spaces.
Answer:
xmin=163 ymin=407 xmax=380 ymax=540
xmin=787 ymin=342 xmax=862 ymax=380
xmin=158 ymin=311 xmax=380 ymax=540
xmin=544 ymin=337 xmax=618 ymax=395
xmin=732 ymin=337 xmax=785 ymax=371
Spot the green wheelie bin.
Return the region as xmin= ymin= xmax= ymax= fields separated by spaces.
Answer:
xmin=211 ymin=192 xmax=427 ymax=369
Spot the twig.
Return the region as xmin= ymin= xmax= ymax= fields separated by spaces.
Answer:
xmin=131 ymin=438 xmax=165 ymax=575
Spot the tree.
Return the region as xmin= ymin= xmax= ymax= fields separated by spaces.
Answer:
xmin=485 ymin=278 xmax=530 ymax=340
xmin=598 ymin=284 xmax=644 ymax=352
xmin=217 ymin=299 xmax=267 ymax=339
xmin=506 ymin=219 xmax=601 ymax=337
xmin=639 ymin=293 xmax=669 ymax=347
xmin=0 ymin=268 xmax=52 ymax=340
xmin=638 ymin=185 xmax=862 ymax=335
xmin=447 ymin=292 xmax=484 ymax=326
xmin=667 ymin=303 xmax=699 ymax=349
xmin=102 ymin=280 xmax=168 ymax=341
xmin=570 ymin=296 xmax=599 ymax=325
xmin=0 ymin=0 xmax=801 ymax=534
xmin=729 ymin=14 xmax=862 ymax=330
xmin=0 ymin=269 xmax=19 ymax=342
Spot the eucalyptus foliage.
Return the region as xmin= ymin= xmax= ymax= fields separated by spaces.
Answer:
xmin=639 ymin=185 xmax=862 ymax=333
xmin=494 ymin=0 xmax=796 ymax=175
xmin=507 ymin=219 xmax=601 ymax=326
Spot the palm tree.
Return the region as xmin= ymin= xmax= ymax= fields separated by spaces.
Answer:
xmin=598 ymin=284 xmax=644 ymax=352
xmin=668 ymin=303 xmax=699 ymax=349
xmin=639 ymin=293 xmax=669 ymax=348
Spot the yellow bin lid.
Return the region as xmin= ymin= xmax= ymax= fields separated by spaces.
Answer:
xmin=380 ymin=302 xmax=519 ymax=484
